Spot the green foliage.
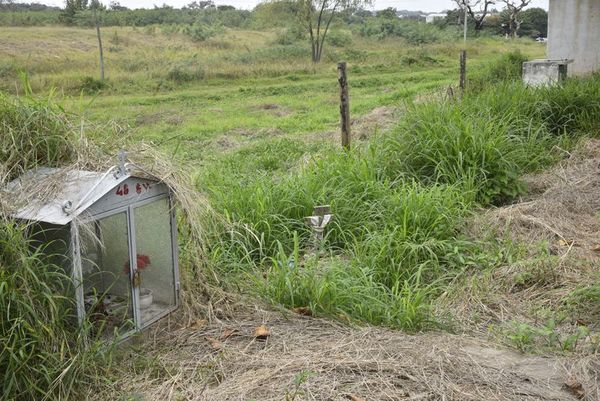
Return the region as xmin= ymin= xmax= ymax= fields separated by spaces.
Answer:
xmin=470 ymin=50 xmax=528 ymax=91
xmin=274 ymin=25 xmax=305 ymax=45
xmin=59 ymin=0 xmax=88 ymax=25
xmin=512 ymin=257 xmax=558 ymax=289
xmin=258 ymin=236 xmax=438 ymax=332
xmin=230 ymin=45 xmax=310 ymax=64
xmin=564 ymin=283 xmax=600 ymax=323
xmin=0 ymin=60 xmax=20 ymax=79
xmin=166 ymin=61 xmax=206 ymax=83
xmin=251 ymin=0 xmax=301 ymax=29
xmin=0 ymin=93 xmax=115 ymax=401
xmin=519 ymin=7 xmax=548 ymax=38
xmin=285 ymin=370 xmax=314 ymax=401
xmin=359 ymin=17 xmax=457 ymax=44
xmin=0 ymin=92 xmax=75 ymax=181
xmin=182 ymin=21 xmax=222 ymax=42
xmin=197 ymin=71 xmax=600 ymax=332
xmin=504 ymin=320 xmax=591 ymax=353
xmin=79 ymin=76 xmax=108 ymax=93
xmin=379 ymin=86 xmax=556 ymax=204
xmin=326 ymin=29 xmax=353 ymax=47
xmin=0 ymin=222 xmax=112 ymax=400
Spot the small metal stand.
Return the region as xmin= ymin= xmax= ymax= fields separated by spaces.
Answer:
xmin=116 ymin=149 xmax=129 ymax=178
xmin=304 ymin=205 xmax=334 ymax=249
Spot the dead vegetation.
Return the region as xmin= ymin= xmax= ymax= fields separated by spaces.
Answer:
xmin=493 ymin=139 xmax=600 ymax=258
xmin=351 ymin=106 xmax=398 ymax=140
xmin=97 ymin=304 xmax=598 ymax=401
xmin=437 ymin=139 xmax=600 ymax=355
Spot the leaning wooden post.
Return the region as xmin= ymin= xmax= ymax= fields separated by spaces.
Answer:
xmin=459 ymin=50 xmax=467 ymax=96
xmin=338 ymin=62 xmax=350 ymax=150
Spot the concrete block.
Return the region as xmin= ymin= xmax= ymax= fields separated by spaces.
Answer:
xmin=523 ymin=59 xmax=571 ymax=87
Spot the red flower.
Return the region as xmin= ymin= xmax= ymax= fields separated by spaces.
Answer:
xmin=123 ymin=254 xmax=151 ymax=275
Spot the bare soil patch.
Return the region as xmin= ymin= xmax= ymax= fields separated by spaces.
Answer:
xmin=351 ymin=106 xmax=398 ymax=140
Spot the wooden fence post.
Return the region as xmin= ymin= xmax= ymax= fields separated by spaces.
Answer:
xmin=459 ymin=50 xmax=467 ymax=95
xmin=338 ymin=62 xmax=350 ymax=150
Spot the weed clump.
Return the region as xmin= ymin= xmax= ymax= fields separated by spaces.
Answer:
xmin=167 ymin=62 xmax=206 ymax=83
xmin=79 ymin=76 xmax=108 ymax=94
xmin=0 ymin=222 xmax=115 ymax=400
xmin=470 ymin=50 xmax=528 ymax=91
xmin=183 ymin=22 xmax=222 ymax=42
xmin=0 ymin=92 xmax=75 ymax=182
xmin=0 ymin=93 xmax=115 ymax=400
xmin=359 ymin=18 xmax=457 ymax=44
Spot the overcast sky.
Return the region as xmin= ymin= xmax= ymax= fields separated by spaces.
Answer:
xmin=40 ymin=0 xmax=549 ymax=12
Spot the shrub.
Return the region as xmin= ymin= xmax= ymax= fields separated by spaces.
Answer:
xmin=166 ymin=62 xmax=205 ymax=83
xmin=79 ymin=76 xmax=107 ymax=94
xmin=0 ymin=92 xmax=75 ymax=182
xmin=359 ymin=18 xmax=456 ymax=44
xmin=183 ymin=22 xmax=222 ymax=42
xmin=470 ymin=50 xmax=528 ymax=91
xmin=327 ymin=29 xmax=353 ymax=47
xmin=274 ymin=25 xmax=305 ymax=45
xmin=379 ymin=100 xmax=554 ymax=204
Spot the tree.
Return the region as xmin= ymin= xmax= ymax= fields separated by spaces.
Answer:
xmin=377 ymin=7 xmax=397 ymax=19
xmin=60 ymin=0 xmax=88 ymax=25
xmin=108 ymin=1 xmax=128 ymax=11
xmin=454 ymin=0 xmax=495 ymax=33
xmin=296 ymin=0 xmax=371 ymax=63
xmin=519 ymin=7 xmax=547 ymax=38
xmin=185 ymin=1 xmax=215 ymax=10
xmin=502 ymin=0 xmax=531 ymax=38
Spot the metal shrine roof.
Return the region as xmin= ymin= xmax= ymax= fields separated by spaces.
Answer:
xmin=7 ymin=166 xmax=152 ymax=225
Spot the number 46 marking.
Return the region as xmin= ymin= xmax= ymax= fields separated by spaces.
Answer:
xmin=115 ymin=184 xmax=129 ymax=196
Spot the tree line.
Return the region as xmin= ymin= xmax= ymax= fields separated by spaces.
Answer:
xmin=443 ymin=0 xmax=548 ymax=38
xmin=1 ymin=0 xmax=548 ymax=71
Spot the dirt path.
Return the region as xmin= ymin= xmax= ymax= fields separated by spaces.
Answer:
xmin=112 ymin=306 xmax=594 ymax=401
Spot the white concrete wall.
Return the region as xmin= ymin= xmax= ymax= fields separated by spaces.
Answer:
xmin=548 ymin=0 xmax=600 ymax=76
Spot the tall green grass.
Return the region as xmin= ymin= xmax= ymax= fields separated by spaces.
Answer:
xmin=0 ymin=222 xmax=115 ymax=401
xmin=0 ymin=92 xmax=114 ymax=401
xmin=0 ymin=92 xmax=75 ymax=182
xmin=199 ymin=70 xmax=600 ymax=331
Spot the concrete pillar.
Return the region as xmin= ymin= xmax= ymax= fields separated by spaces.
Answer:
xmin=548 ymin=0 xmax=600 ymax=76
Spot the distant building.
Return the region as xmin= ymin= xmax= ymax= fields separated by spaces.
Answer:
xmin=396 ymin=9 xmax=427 ymax=20
xmin=548 ymin=0 xmax=600 ymax=75
xmin=425 ymin=13 xmax=446 ymax=23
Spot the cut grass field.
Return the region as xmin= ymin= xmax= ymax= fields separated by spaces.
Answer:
xmin=1 ymin=26 xmax=546 ymax=160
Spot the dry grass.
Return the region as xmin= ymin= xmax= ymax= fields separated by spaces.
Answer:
xmin=492 ymin=139 xmax=600 ymax=257
xmin=94 ymin=302 xmax=598 ymax=401
xmin=437 ymin=139 xmax=600 ymax=348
